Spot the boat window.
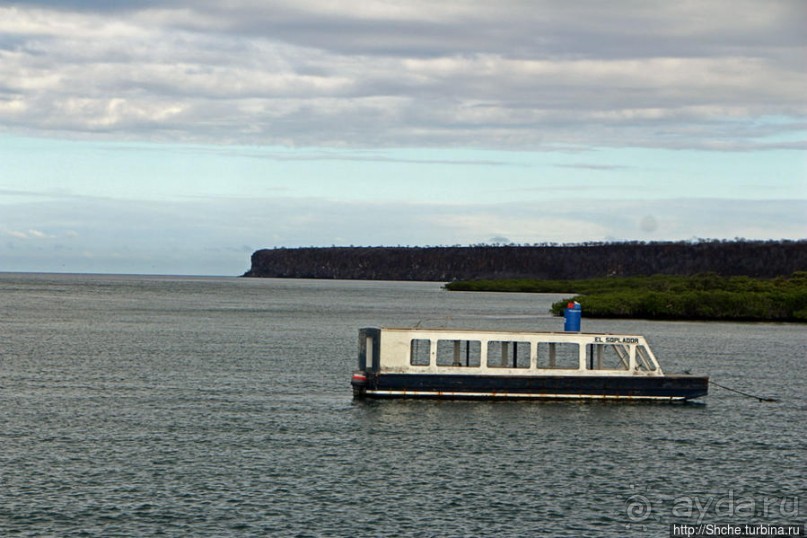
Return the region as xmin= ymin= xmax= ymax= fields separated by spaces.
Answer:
xmin=586 ymin=343 xmax=630 ymax=371
xmin=486 ymin=341 xmax=530 ymax=368
xmin=635 ymin=345 xmax=658 ymax=372
xmin=410 ymin=339 xmax=431 ymax=366
xmin=436 ymin=339 xmax=481 ymax=367
xmin=538 ymin=342 xmax=580 ymax=369
xmin=365 ymin=336 xmax=375 ymax=370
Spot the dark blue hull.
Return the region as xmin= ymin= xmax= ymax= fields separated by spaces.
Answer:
xmin=353 ymin=372 xmax=708 ymax=401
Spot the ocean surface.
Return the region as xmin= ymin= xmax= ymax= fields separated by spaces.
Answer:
xmin=0 ymin=273 xmax=804 ymax=537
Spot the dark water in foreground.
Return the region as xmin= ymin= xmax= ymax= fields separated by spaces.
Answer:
xmin=0 ymin=274 xmax=804 ymax=537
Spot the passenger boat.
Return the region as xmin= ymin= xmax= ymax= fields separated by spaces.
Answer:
xmin=350 ymin=318 xmax=708 ymax=402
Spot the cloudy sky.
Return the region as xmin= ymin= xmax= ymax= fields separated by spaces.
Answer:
xmin=1 ymin=1 xmax=805 ymax=275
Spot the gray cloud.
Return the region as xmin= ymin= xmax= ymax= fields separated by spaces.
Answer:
xmin=1 ymin=1 xmax=804 ymax=149
xmin=554 ymin=163 xmax=629 ymax=171
xmin=6 ymin=1 xmax=163 ymax=12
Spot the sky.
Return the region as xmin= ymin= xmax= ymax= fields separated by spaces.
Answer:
xmin=0 ymin=1 xmax=805 ymax=275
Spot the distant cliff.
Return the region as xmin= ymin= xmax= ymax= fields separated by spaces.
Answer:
xmin=243 ymin=240 xmax=807 ymax=280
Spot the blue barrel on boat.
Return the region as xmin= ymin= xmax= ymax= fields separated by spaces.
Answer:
xmin=564 ymin=301 xmax=582 ymax=332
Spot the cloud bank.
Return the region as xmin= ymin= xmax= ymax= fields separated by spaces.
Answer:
xmin=2 ymin=0 xmax=805 ymax=150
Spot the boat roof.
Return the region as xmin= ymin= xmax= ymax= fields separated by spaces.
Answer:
xmin=371 ymin=326 xmax=645 ymax=338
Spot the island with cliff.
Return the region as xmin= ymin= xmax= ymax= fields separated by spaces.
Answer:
xmin=243 ymin=240 xmax=807 ymax=322
xmin=244 ymin=240 xmax=806 ymax=281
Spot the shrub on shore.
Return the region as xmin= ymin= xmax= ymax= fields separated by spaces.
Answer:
xmin=445 ymin=272 xmax=807 ymax=322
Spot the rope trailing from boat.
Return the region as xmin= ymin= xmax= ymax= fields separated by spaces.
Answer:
xmin=711 ymin=380 xmax=778 ymax=402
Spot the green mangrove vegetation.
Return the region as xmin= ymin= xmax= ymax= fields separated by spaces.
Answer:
xmin=445 ymin=272 xmax=807 ymax=322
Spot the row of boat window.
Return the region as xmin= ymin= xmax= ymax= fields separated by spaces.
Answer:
xmin=409 ymin=339 xmax=656 ymax=371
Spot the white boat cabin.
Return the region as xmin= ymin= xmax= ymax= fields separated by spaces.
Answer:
xmin=359 ymin=327 xmax=664 ymax=377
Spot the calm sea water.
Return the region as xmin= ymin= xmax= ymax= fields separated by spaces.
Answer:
xmin=0 ymin=273 xmax=804 ymax=537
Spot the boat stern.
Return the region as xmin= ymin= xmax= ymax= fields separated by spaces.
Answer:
xmin=351 ymin=370 xmax=369 ymax=398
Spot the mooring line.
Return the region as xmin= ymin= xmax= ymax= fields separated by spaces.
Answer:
xmin=711 ymin=380 xmax=778 ymax=402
